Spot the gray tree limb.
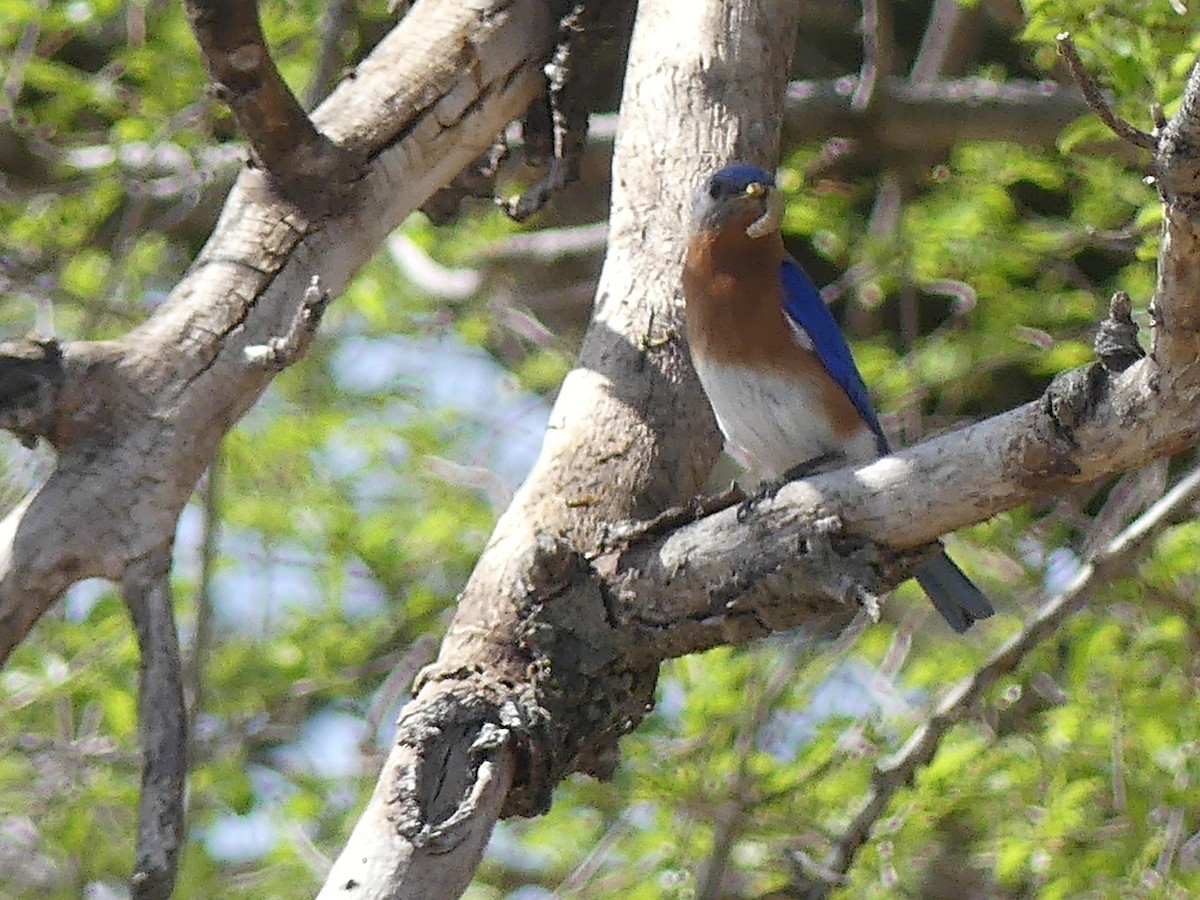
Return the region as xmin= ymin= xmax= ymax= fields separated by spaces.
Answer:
xmin=0 ymin=0 xmax=553 ymax=666
xmin=317 ymin=0 xmax=804 ymax=895
xmin=0 ymin=1 xmax=555 ymax=895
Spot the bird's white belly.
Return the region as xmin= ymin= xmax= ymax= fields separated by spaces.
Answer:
xmin=693 ymin=358 xmax=877 ymax=477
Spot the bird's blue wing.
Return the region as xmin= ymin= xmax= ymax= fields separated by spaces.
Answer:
xmin=779 ymin=258 xmax=890 ymax=453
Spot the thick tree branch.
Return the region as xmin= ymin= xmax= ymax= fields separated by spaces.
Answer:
xmin=1152 ymin=61 xmax=1200 ymax=368
xmin=319 ymin=1 xmax=803 ymax=895
xmin=0 ymin=0 xmax=554 ymax=666
xmin=317 ymin=28 xmax=1200 ymax=900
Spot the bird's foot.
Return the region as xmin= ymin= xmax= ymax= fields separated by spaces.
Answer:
xmin=608 ymin=482 xmax=749 ymax=548
xmin=736 ymin=451 xmax=846 ymax=523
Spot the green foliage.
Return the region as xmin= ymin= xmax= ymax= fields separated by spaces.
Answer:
xmin=1 ymin=0 xmax=1199 ymax=897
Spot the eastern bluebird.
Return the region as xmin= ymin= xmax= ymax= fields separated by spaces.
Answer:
xmin=682 ymin=163 xmax=994 ymax=633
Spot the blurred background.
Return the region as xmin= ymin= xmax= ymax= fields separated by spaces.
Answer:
xmin=0 ymin=0 xmax=1198 ymax=897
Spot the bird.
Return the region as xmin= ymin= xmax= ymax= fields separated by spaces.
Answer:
xmin=681 ymin=162 xmax=994 ymax=633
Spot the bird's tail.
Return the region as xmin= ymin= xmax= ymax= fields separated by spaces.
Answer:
xmin=915 ymin=549 xmax=994 ymax=633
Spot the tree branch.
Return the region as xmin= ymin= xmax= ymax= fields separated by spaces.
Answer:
xmin=0 ymin=0 xmax=554 ymax=667
xmin=1 ymin=75 xmax=1095 ymax=279
xmin=786 ymin=77 xmax=1092 ymax=157
xmin=314 ymin=29 xmax=1200 ymax=900
xmin=183 ymin=0 xmax=362 ymax=206
xmin=698 ymin=644 xmax=806 ymax=900
xmin=318 ymin=0 xmax=804 ymax=895
xmin=1057 ymin=32 xmax=1157 ymax=150
xmin=8 ymin=2 xmax=1200 ymax=895
xmin=123 ymin=545 xmax=187 ymax=900
xmin=850 ymin=0 xmax=894 ymax=111
xmin=185 ymin=453 xmax=221 ymax=731
xmin=304 ymin=0 xmax=356 ymax=111
xmin=801 ymin=464 xmax=1200 ymax=897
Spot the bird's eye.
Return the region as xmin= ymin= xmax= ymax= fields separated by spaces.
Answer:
xmin=708 ymin=181 xmax=722 ymax=201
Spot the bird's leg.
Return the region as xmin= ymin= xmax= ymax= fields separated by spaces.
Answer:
xmin=779 ymin=451 xmax=847 ymax=482
xmin=607 ymin=481 xmax=748 ymax=548
xmin=736 ymin=451 xmax=846 ymax=522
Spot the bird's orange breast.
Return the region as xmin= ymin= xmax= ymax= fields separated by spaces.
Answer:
xmin=682 ymin=224 xmax=868 ymax=446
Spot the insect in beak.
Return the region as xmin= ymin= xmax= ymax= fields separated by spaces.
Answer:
xmin=745 ymin=183 xmax=783 ymax=239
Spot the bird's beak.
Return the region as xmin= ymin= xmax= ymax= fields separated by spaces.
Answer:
xmin=744 ymin=185 xmax=782 ymax=239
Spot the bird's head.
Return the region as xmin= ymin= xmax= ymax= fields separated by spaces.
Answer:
xmin=691 ymin=164 xmax=783 ymax=239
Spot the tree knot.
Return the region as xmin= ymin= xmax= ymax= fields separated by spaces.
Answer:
xmin=1094 ymin=291 xmax=1146 ymax=373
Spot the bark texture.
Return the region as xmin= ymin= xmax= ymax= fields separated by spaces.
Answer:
xmin=318 ymin=1 xmax=805 ymax=896
xmin=0 ymin=0 xmax=553 ymax=665
xmin=4 ymin=0 xmax=1200 ymax=897
xmin=0 ymin=0 xmax=556 ymax=893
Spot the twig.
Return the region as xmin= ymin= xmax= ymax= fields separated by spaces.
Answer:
xmin=0 ymin=0 xmax=47 ymax=120
xmin=909 ymin=0 xmax=971 ymax=84
xmin=387 ymin=233 xmax=482 ymax=301
xmin=185 ymin=451 xmax=221 ymax=738
xmin=851 ymin=0 xmax=970 ymax=333
xmin=243 ymin=276 xmax=331 ymax=370
xmin=304 ymin=0 xmax=355 ymax=110
xmin=1110 ymin=710 xmax=1126 ymax=813
xmin=698 ymin=643 xmax=807 ymax=900
xmin=550 ymin=811 xmax=634 ymax=896
xmin=478 ymin=221 xmax=609 ymax=263
xmin=362 ymin=634 xmax=439 ymax=744
xmin=850 ymin=0 xmax=894 ymax=112
xmin=805 ymin=464 xmax=1200 ymax=897
xmin=1157 ymin=807 xmax=1187 ymax=876
xmin=1057 ymin=33 xmax=1157 ymax=150
xmin=123 ymin=546 xmax=188 ymax=900
xmin=501 ymin=3 xmax=594 ymax=221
